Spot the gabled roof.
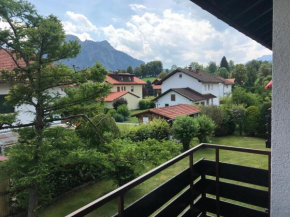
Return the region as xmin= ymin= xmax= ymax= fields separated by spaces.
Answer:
xmin=105 ymin=91 xmax=140 ymax=102
xmin=105 ymin=75 xmax=146 ymax=85
xmin=0 ymin=49 xmax=26 ymax=71
xmin=215 ymin=76 xmax=235 ymax=85
xmin=157 ymin=68 xmax=224 ymax=84
xmin=131 ymin=104 xmax=201 ymax=120
xmin=153 ymin=87 xmax=216 ymax=102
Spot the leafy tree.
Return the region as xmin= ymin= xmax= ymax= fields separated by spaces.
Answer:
xmin=232 ymin=64 xmax=247 ymax=85
xmin=127 ymin=66 xmax=133 ymax=74
xmin=113 ymin=98 xmax=128 ymax=109
xmin=190 ymin=62 xmax=204 ymax=70
xmin=0 ymin=1 xmax=111 ymax=216
xmin=258 ymin=62 xmax=272 ymax=77
xmin=245 ymin=66 xmax=258 ymax=87
xmin=257 ymin=101 xmax=271 ymax=136
xmin=230 ymin=104 xmax=246 ymax=136
xmin=244 ymin=106 xmax=260 ymax=136
xmin=134 ymin=66 xmax=141 ymax=77
xmin=172 ymin=116 xmax=199 ymax=151
xmin=206 ymin=61 xmax=218 ymax=74
xmin=117 ymin=104 xmax=130 ymax=119
xmin=232 ymin=87 xmax=261 ymax=107
xmin=146 ymin=61 xmax=163 ymax=77
xmin=217 ymin=67 xmax=229 ymax=78
xmin=146 ymin=80 xmax=153 ymax=96
xmin=246 ymin=60 xmax=261 ymax=71
xmin=220 ymin=56 xmax=229 ymax=71
xmin=140 ymin=64 xmax=147 ymax=78
xmin=228 ymin=60 xmax=235 ymax=72
xmin=170 ymin=64 xmax=178 ymax=72
xmin=195 ymin=114 xmax=215 ymax=143
xmin=158 ymin=72 xmax=167 ymax=79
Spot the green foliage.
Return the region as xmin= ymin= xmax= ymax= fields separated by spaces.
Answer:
xmin=113 ymin=113 xmax=125 ymax=122
xmin=127 ymin=66 xmax=133 ymax=74
xmin=149 ymin=101 xmax=156 ymax=108
xmin=195 ymin=115 xmax=215 ymax=143
xmin=117 ymin=105 xmax=130 ymax=119
xmin=258 ymin=62 xmax=272 ymax=77
xmin=158 ymin=72 xmax=167 ymax=79
xmin=229 ymin=104 xmax=246 ymax=136
xmin=146 ymin=80 xmax=153 ymax=96
xmin=107 ymin=109 xmax=117 ymax=116
xmin=228 ymin=60 xmax=235 ymax=72
xmin=232 ymin=64 xmax=247 ymax=85
xmin=244 ymin=106 xmax=260 ymax=136
xmin=257 ymin=102 xmax=271 ymax=136
xmin=232 ymin=87 xmax=261 ymax=107
xmin=189 ymin=62 xmax=204 ymax=70
xmin=139 ymin=99 xmax=150 ymax=109
xmin=220 ymin=56 xmax=229 ymax=71
xmin=172 ymin=116 xmax=199 ymax=151
xmin=106 ymin=138 xmax=181 ymax=186
xmin=112 ymin=98 xmax=128 ymax=109
xmin=205 ymin=61 xmax=217 ymax=74
xmin=217 ymin=67 xmax=229 ymax=78
xmin=245 ymin=66 xmax=258 ymax=87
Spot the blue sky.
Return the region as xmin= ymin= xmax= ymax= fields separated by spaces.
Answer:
xmin=27 ymin=0 xmax=272 ymax=68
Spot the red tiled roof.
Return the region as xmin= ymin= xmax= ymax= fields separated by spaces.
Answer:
xmin=214 ymin=76 xmax=235 ymax=85
xmin=132 ymin=104 xmax=200 ymax=119
xmin=152 ymin=84 xmax=162 ymax=90
xmin=226 ymin=78 xmax=235 ymax=85
xmin=265 ymin=80 xmax=272 ymax=90
xmin=105 ymin=75 xmax=146 ymax=85
xmin=0 ymin=156 xmax=8 ymax=162
xmin=105 ymin=91 xmax=139 ymax=102
xmin=0 ymin=49 xmax=26 ymax=71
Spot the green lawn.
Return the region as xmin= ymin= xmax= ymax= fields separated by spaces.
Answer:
xmin=39 ymin=136 xmax=268 ymax=217
xmin=141 ymin=77 xmax=157 ymax=82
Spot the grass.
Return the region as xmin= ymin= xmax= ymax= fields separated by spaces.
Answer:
xmin=141 ymin=77 xmax=157 ymax=82
xmin=39 ymin=135 xmax=268 ymax=217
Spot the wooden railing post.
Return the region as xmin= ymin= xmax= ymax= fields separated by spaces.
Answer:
xmin=216 ymin=148 xmax=220 ymax=217
xmin=201 ymin=162 xmax=206 ymax=217
xmin=118 ymin=194 xmax=124 ymax=217
xmin=189 ymin=152 xmax=194 ymax=216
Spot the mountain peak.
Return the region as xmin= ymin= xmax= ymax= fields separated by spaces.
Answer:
xmin=66 ymin=34 xmax=81 ymax=42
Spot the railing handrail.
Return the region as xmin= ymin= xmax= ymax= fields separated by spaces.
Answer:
xmin=66 ymin=144 xmax=271 ymax=217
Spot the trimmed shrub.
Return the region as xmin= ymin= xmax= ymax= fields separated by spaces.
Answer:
xmin=113 ymin=98 xmax=128 ymax=109
xmin=195 ymin=115 xmax=216 ymax=143
xmin=117 ymin=105 xmax=130 ymax=119
xmin=244 ymin=106 xmax=260 ymax=136
xmin=107 ymin=109 xmax=117 ymax=116
xmin=114 ymin=113 xmax=125 ymax=122
xmin=139 ymin=100 xmax=150 ymax=109
xmin=172 ymin=116 xmax=199 ymax=152
xmin=149 ymin=101 xmax=156 ymax=108
xmin=257 ymin=102 xmax=271 ymax=137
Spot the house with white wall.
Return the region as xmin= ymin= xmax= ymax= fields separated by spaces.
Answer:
xmin=105 ymin=72 xmax=145 ymax=110
xmin=154 ymin=67 xmax=234 ymax=107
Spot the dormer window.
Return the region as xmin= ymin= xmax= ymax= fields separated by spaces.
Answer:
xmin=120 ymin=76 xmax=123 ymax=81
xmin=129 ymin=77 xmax=132 ymax=81
xmin=179 ymin=74 xmax=182 ymax=78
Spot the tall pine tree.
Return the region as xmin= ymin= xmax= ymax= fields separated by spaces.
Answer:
xmin=220 ymin=56 xmax=230 ymax=71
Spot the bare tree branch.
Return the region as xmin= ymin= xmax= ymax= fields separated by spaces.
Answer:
xmin=0 ymin=122 xmax=35 ymax=130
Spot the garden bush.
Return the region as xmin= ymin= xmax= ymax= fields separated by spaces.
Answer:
xmin=117 ymin=104 xmax=131 ymax=119
xmin=139 ymin=100 xmax=150 ymax=109
xmin=257 ymin=101 xmax=271 ymax=136
xmin=113 ymin=113 xmax=125 ymax=122
xmin=244 ymin=106 xmax=260 ymax=136
xmin=113 ymin=98 xmax=128 ymax=109
xmin=195 ymin=114 xmax=216 ymax=143
xmin=149 ymin=101 xmax=156 ymax=108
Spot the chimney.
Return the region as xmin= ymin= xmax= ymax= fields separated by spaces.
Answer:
xmin=188 ymin=66 xmax=193 ymax=71
xmin=196 ymin=68 xmax=201 ymax=75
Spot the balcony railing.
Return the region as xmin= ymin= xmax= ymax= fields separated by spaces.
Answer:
xmin=66 ymin=144 xmax=271 ymax=217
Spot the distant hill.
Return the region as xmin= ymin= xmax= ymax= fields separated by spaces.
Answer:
xmin=257 ymin=54 xmax=272 ymax=62
xmin=61 ymin=35 xmax=144 ymax=71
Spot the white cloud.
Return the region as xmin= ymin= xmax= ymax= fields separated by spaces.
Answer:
xmin=62 ymin=12 xmax=98 ymax=41
xmin=102 ymin=9 xmax=271 ymax=67
xmin=129 ymin=4 xmax=147 ymax=11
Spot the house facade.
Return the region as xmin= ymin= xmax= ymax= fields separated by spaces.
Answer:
xmin=105 ymin=91 xmax=140 ymax=110
xmin=156 ymin=68 xmax=234 ymax=107
xmin=106 ymin=72 xmax=145 ymax=99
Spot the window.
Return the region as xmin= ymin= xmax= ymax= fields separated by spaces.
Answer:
xmin=121 ymin=87 xmax=123 ymax=91
xmin=124 ymin=86 xmax=126 ymax=91
xmin=129 ymin=77 xmax=132 ymax=81
xmin=179 ymin=74 xmax=182 ymax=78
xmin=204 ymin=85 xmax=207 ymax=90
xmin=120 ymin=76 xmax=123 ymax=81
xmin=0 ymin=95 xmax=14 ymax=114
xmin=226 ymin=85 xmax=228 ymax=88
xmin=117 ymin=87 xmax=120 ymax=92
xmin=165 ymin=104 xmax=169 ymax=107
xmin=131 ymin=86 xmax=134 ymax=92
xmin=206 ymin=99 xmax=209 ymax=105
xmin=171 ymin=94 xmax=176 ymax=101
xmin=208 ymin=84 xmax=210 ymax=90
xmin=211 ymin=99 xmax=213 ymax=104
xmin=143 ymin=117 xmax=149 ymax=123
xmin=211 ymin=84 xmax=213 ymax=90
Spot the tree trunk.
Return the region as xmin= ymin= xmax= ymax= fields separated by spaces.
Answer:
xmin=28 ymin=186 xmax=39 ymax=217
xmin=183 ymin=141 xmax=190 ymax=152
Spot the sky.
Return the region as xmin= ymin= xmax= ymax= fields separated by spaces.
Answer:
xmin=9 ymin=0 xmax=273 ymax=68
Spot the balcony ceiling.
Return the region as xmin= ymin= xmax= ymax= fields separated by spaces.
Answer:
xmin=189 ymin=0 xmax=273 ymax=50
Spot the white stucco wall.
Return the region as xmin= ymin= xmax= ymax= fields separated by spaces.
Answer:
xmin=162 ymin=72 xmax=202 ymax=93
xmin=111 ymin=84 xmax=143 ymax=98
xmin=271 ymin=1 xmax=290 ymax=216
xmin=201 ymin=83 xmax=220 ymax=106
